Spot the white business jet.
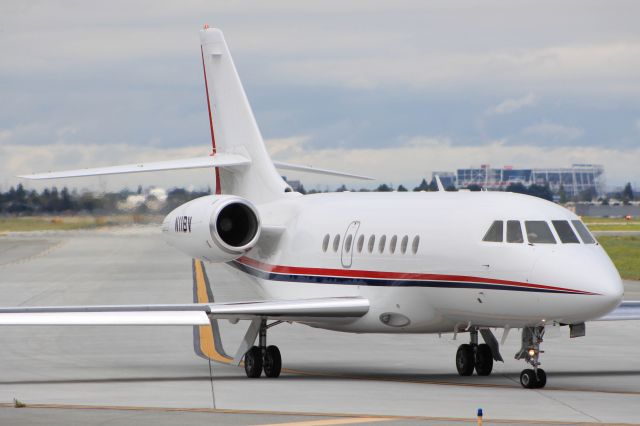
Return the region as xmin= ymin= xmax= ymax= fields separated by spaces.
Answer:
xmin=4 ymin=27 xmax=639 ymax=389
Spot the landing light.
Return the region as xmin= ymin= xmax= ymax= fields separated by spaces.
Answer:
xmin=528 ymin=349 xmax=536 ymax=357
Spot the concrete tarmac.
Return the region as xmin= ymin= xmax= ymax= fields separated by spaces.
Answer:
xmin=1 ymin=227 xmax=640 ymax=425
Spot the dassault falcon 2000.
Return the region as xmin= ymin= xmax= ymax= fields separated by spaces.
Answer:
xmin=4 ymin=26 xmax=639 ymax=389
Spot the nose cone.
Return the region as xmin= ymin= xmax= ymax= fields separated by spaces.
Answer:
xmin=529 ymin=246 xmax=623 ymax=322
xmin=591 ymin=251 xmax=624 ymax=316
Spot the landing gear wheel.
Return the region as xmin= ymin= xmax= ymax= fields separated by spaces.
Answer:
xmin=263 ymin=345 xmax=282 ymax=378
xmin=475 ymin=344 xmax=493 ymax=376
xmin=244 ymin=346 xmax=263 ymax=378
xmin=520 ymin=369 xmax=537 ymax=389
xmin=535 ymin=368 xmax=546 ymax=388
xmin=456 ymin=344 xmax=475 ymax=376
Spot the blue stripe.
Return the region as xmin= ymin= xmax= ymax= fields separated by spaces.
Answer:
xmin=229 ymin=261 xmax=575 ymax=294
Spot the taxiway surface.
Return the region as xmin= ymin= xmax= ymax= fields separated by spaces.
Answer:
xmin=1 ymin=227 xmax=639 ymax=425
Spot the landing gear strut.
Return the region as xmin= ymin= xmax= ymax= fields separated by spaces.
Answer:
xmin=243 ymin=319 xmax=282 ymax=378
xmin=515 ymin=326 xmax=546 ymax=389
xmin=455 ymin=328 xmax=495 ymax=377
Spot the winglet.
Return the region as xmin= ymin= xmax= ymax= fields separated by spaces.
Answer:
xmin=192 ymin=259 xmax=233 ymax=363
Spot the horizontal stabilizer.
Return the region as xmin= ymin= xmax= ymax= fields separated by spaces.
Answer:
xmin=18 ymin=154 xmax=250 ymax=180
xmin=0 ymin=297 xmax=369 ymax=325
xmin=594 ymin=300 xmax=640 ymax=321
xmin=273 ymin=161 xmax=374 ymax=180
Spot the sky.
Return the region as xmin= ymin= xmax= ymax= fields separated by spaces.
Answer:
xmin=1 ymin=0 xmax=639 ymax=193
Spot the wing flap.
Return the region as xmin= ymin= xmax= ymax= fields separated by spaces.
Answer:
xmin=0 ymin=297 xmax=369 ymax=325
xmin=594 ymin=301 xmax=640 ymax=321
xmin=18 ymin=154 xmax=250 ymax=180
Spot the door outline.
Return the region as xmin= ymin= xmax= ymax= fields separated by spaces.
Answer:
xmin=341 ymin=221 xmax=360 ymax=268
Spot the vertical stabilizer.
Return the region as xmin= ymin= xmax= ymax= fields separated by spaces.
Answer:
xmin=200 ymin=27 xmax=289 ymax=204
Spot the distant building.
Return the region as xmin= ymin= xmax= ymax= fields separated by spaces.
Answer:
xmin=282 ymin=176 xmax=304 ymax=192
xmin=439 ymin=164 xmax=604 ymax=196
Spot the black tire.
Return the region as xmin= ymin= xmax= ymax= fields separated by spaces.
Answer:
xmin=263 ymin=345 xmax=282 ymax=378
xmin=520 ymin=369 xmax=537 ymax=389
xmin=535 ymin=368 xmax=547 ymax=388
xmin=475 ymin=344 xmax=493 ymax=376
xmin=456 ymin=344 xmax=475 ymax=376
xmin=244 ymin=346 xmax=263 ymax=378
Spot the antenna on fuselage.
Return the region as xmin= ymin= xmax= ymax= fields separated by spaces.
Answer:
xmin=434 ymin=175 xmax=445 ymax=192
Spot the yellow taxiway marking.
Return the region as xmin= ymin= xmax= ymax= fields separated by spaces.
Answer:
xmin=256 ymin=418 xmax=391 ymax=426
xmin=0 ymin=403 xmax=638 ymax=425
xmin=194 ymin=260 xmax=233 ymax=363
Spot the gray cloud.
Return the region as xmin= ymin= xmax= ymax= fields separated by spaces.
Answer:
xmin=1 ymin=0 xmax=639 ymax=190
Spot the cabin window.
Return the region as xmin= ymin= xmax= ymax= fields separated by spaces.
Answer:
xmin=572 ymin=220 xmax=596 ymax=244
xmin=344 ymin=234 xmax=353 ymax=253
xmin=357 ymin=235 xmax=365 ymax=253
xmin=482 ymin=221 xmax=503 ymax=242
xmin=389 ymin=235 xmax=397 ymax=254
xmin=506 ymin=220 xmax=524 ymax=243
xmin=322 ymin=234 xmax=330 ymax=252
xmin=368 ymin=235 xmax=376 ymax=253
xmin=525 ymin=221 xmax=556 ymax=244
xmin=378 ymin=235 xmax=387 ymax=253
xmin=552 ymin=220 xmax=580 ymax=244
xmin=332 ymin=234 xmax=340 ymax=252
xmin=412 ymin=236 xmax=420 ymax=254
xmin=400 ymin=235 xmax=409 ymax=254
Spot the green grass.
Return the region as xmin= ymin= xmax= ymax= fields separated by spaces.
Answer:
xmin=598 ymin=235 xmax=640 ymax=281
xmin=0 ymin=215 xmax=161 ymax=232
xmin=582 ymin=216 xmax=640 ymax=232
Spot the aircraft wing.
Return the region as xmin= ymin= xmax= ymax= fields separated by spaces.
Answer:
xmin=593 ymin=301 xmax=640 ymax=321
xmin=0 ymin=297 xmax=370 ymax=325
xmin=17 ymin=154 xmax=250 ymax=180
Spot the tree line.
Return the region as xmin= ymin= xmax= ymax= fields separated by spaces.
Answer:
xmin=0 ymin=180 xmax=633 ymax=215
xmin=0 ymin=184 xmax=210 ymax=215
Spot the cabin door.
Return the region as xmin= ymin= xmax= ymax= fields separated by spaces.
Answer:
xmin=341 ymin=221 xmax=360 ymax=268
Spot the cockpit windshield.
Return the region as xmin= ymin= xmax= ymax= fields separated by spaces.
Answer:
xmin=572 ymin=220 xmax=596 ymax=244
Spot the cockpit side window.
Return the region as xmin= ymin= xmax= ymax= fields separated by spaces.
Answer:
xmin=525 ymin=221 xmax=556 ymax=244
xmin=506 ymin=220 xmax=524 ymax=243
xmin=572 ymin=220 xmax=596 ymax=244
xmin=552 ymin=220 xmax=580 ymax=243
xmin=482 ymin=220 xmax=503 ymax=242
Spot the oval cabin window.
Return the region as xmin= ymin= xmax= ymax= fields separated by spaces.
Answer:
xmin=401 ymin=235 xmax=408 ymax=254
xmin=357 ymin=235 xmax=365 ymax=253
xmin=332 ymin=234 xmax=341 ymax=252
xmin=345 ymin=234 xmax=353 ymax=253
xmin=378 ymin=235 xmax=387 ymax=253
xmin=412 ymin=236 xmax=420 ymax=254
xmin=322 ymin=234 xmax=330 ymax=252
xmin=368 ymin=235 xmax=376 ymax=253
xmin=389 ymin=235 xmax=397 ymax=254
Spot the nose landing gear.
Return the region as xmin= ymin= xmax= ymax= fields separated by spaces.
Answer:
xmin=515 ymin=326 xmax=546 ymax=389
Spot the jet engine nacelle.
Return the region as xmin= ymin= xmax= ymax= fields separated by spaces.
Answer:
xmin=161 ymin=195 xmax=260 ymax=263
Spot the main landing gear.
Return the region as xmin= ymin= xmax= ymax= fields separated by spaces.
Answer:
xmin=243 ymin=320 xmax=282 ymax=378
xmin=515 ymin=326 xmax=546 ymax=389
xmin=455 ymin=329 xmax=497 ymax=377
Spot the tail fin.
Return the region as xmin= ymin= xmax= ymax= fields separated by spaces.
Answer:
xmin=200 ymin=27 xmax=289 ymax=204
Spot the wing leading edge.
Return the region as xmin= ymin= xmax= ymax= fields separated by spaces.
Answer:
xmin=18 ymin=156 xmax=374 ymax=181
xmin=0 ymin=297 xmax=370 ymax=325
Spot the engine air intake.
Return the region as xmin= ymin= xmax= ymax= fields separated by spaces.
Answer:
xmin=216 ymin=202 xmax=259 ymax=248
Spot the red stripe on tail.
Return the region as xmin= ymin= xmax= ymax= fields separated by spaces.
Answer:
xmin=200 ymin=45 xmax=221 ymax=195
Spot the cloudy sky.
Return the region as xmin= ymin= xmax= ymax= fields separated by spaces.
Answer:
xmin=1 ymin=0 xmax=639 ymax=192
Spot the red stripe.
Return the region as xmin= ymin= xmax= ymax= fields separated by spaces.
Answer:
xmin=236 ymin=256 xmax=596 ymax=295
xmin=200 ymin=45 xmax=221 ymax=195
